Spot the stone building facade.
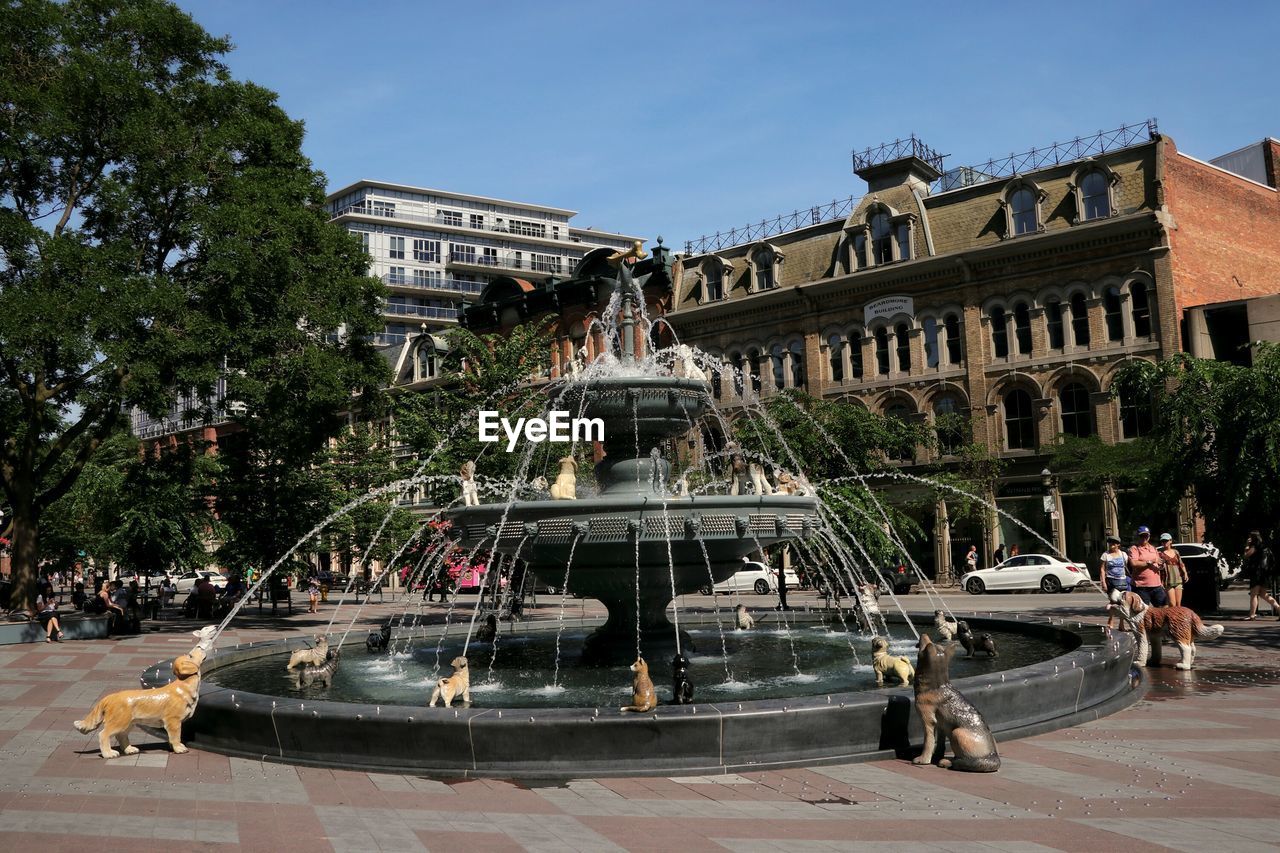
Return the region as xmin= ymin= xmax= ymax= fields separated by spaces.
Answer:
xmin=662 ymin=128 xmax=1280 ymax=581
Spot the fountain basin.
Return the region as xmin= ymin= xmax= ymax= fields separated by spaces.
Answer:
xmin=146 ymin=613 xmax=1141 ymax=778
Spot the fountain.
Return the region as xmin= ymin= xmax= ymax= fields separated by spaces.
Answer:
xmin=138 ymin=240 xmax=1145 ymax=778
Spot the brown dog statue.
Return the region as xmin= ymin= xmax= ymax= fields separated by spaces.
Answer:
xmin=911 ymin=634 xmax=1000 ymax=772
xmin=620 ymin=657 xmax=657 ymax=713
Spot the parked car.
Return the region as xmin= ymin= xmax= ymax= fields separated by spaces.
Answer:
xmin=879 ymin=558 xmax=920 ymax=595
xmin=1172 ymin=542 xmax=1239 ymax=590
xmin=174 ymin=571 xmax=228 ymax=595
xmin=960 ymin=554 xmax=1090 ymax=594
xmin=699 ymin=561 xmax=799 ymax=595
xmin=114 ymin=570 xmax=170 ymax=591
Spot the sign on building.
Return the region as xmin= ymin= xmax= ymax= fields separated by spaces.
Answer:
xmin=863 ymin=295 xmax=914 ymax=323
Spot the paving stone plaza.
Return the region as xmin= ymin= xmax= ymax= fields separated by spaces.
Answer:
xmin=3 ymin=590 xmax=1278 ymax=852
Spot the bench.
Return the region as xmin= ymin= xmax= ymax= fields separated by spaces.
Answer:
xmin=0 ymin=613 xmax=111 ymax=645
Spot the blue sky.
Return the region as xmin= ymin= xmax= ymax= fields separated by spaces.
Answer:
xmin=179 ymin=1 xmax=1278 ymax=248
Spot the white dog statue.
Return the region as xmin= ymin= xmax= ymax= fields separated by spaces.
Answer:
xmin=460 ymin=460 xmax=480 ymax=507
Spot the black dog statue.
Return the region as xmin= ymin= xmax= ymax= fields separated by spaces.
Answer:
xmin=955 ymin=620 xmax=976 ymax=657
xmin=976 ymin=633 xmax=998 ymax=657
xmin=366 ymin=623 xmax=391 ymax=653
xmin=671 ymin=652 xmax=694 ymax=704
xmin=475 ymin=613 xmax=498 ymax=643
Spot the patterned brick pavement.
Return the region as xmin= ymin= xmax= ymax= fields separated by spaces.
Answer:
xmin=2 ymin=590 xmax=1278 ymax=852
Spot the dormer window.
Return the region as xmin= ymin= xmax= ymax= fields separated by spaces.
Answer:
xmin=846 ymin=206 xmax=915 ymax=270
xmin=753 ymin=246 xmax=775 ymax=290
xmin=1002 ymin=180 xmax=1046 ymax=237
xmin=1072 ymin=164 xmax=1118 ymax=222
xmin=700 ymin=258 xmax=728 ymax=303
xmin=870 ymin=213 xmax=893 ymax=265
xmin=414 ymin=341 xmax=438 ymax=381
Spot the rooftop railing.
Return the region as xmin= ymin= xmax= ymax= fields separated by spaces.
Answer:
xmin=683 ymin=196 xmax=859 ymax=256
xmin=333 ymin=204 xmax=587 ymax=244
xmin=382 ymin=303 xmax=459 ymax=320
xmin=381 ymin=272 xmax=483 ymax=294
xmin=446 ymin=251 xmax=575 ymax=276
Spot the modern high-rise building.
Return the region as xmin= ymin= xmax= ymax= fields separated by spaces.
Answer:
xmin=324 ymin=181 xmax=644 ymax=345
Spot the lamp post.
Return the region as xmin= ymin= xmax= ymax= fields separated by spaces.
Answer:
xmin=1041 ymin=467 xmax=1062 ymax=556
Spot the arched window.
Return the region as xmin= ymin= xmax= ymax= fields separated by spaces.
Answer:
xmin=1070 ymin=292 xmax=1091 ymax=347
xmin=944 ymin=313 xmax=962 ymax=365
xmin=923 ymin=316 xmax=939 ymax=368
xmin=710 ymin=357 xmax=723 ymax=400
xmin=770 ymin=343 xmax=786 ymax=389
xmin=1045 ymin=298 xmax=1065 ymax=350
xmin=1003 ymin=389 xmax=1035 ymax=449
xmin=934 ymin=395 xmax=965 ymax=454
xmin=1119 ymin=388 xmax=1154 ymax=439
xmin=989 ymin=306 xmax=1009 ymax=358
xmin=704 ymin=265 xmax=723 ymax=302
xmin=870 ymin=213 xmax=893 ymax=265
xmin=850 ymin=331 xmax=864 ymax=378
xmin=753 ymin=247 xmax=775 ymax=290
xmin=895 ymin=323 xmax=911 ymax=373
xmin=747 ymin=349 xmax=763 ymax=395
xmin=789 ymin=340 xmax=805 ymax=390
xmin=1059 ymin=382 xmax=1093 ymax=438
xmin=828 ymin=334 xmax=844 ymax=383
xmin=1080 ymin=170 xmax=1111 ymax=220
xmin=415 ymin=345 xmax=436 ymax=381
xmin=885 ymin=402 xmax=914 ymax=462
xmin=1103 ymin=286 xmax=1124 ymax=342
xmin=874 ymin=327 xmax=890 ymax=376
xmin=1013 ymin=302 xmax=1032 ymax=355
xmin=1130 ymin=281 xmax=1152 ymax=338
xmin=896 ymin=221 xmax=911 ymax=261
xmin=730 ymin=352 xmax=744 ymax=397
xmin=1010 ymin=188 xmax=1038 ymax=235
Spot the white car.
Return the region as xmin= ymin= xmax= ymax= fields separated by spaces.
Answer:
xmin=1173 ymin=542 xmax=1239 ymax=590
xmin=699 ymin=561 xmax=800 ymax=596
xmin=960 ymin=554 xmax=1090 ymax=595
xmin=174 ymin=571 xmax=228 ymax=595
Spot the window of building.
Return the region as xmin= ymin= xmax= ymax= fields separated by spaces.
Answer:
xmin=747 ymin=349 xmax=762 ymax=395
xmin=753 ymin=247 xmax=775 ymax=290
xmin=874 ymin=327 xmax=890 ymax=376
xmin=1003 ymin=389 xmax=1035 ymax=449
xmin=1045 ymin=298 xmax=1065 ymax=349
xmin=710 ymin=359 xmax=723 ymax=400
xmin=923 ymin=317 xmax=939 ymax=369
xmin=1080 ymin=170 xmax=1111 ymax=220
xmin=412 ymin=269 xmax=442 ymax=288
xmin=1013 ymin=302 xmax=1032 ymax=355
xmin=896 ymin=222 xmax=911 ymax=261
xmin=1059 ymin=383 xmax=1093 ymax=438
xmin=1104 ymin=286 xmax=1124 ymax=341
xmin=532 ymin=253 xmax=561 ymax=275
xmin=387 ymin=266 xmax=406 ymax=285
xmin=771 ymin=343 xmax=786 ymax=389
xmin=1010 ymin=188 xmax=1038 ymax=235
xmin=944 ymin=313 xmax=962 ymax=365
xmin=449 ymin=243 xmax=476 ymax=264
xmin=704 ymin=266 xmax=723 ymax=302
xmin=415 ymin=345 xmax=437 ymax=381
xmin=413 ymin=239 xmax=439 ymax=262
xmin=850 ymin=331 xmax=864 ymax=378
xmin=853 ymin=233 xmax=867 ymax=269
xmin=1070 ymin=292 xmax=1091 ymax=346
xmin=934 ymin=395 xmax=965 ymax=454
xmin=1119 ymin=388 xmax=1154 ymax=439
xmin=351 ymin=230 xmax=370 ymax=254
xmin=440 ymin=209 xmax=462 ymax=227
xmin=789 ymin=340 xmax=805 ymax=389
xmin=388 ymin=236 xmax=405 ymax=260
xmin=870 ymin=213 xmax=893 ymax=265
xmin=895 ymin=323 xmax=911 ymax=373
xmin=1131 ymin=281 xmax=1152 ymax=338
xmin=481 ymin=247 xmax=499 ymax=266
xmin=730 ymin=352 xmax=744 ymax=396
xmin=372 ymin=200 xmax=395 ymax=218
xmin=828 ymin=334 xmax=844 ymax=383
xmin=469 ymin=213 xmax=484 ymax=230
xmin=990 ymin=306 xmax=1009 ymax=358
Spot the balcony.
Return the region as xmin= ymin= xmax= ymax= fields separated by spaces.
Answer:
xmin=332 ymin=204 xmax=576 ymax=245
xmin=381 ymin=272 xmax=483 ymax=295
xmin=382 ymin=303 xmax=459 ymax=321
xmin=446 ymin=251 xmax=575 ymax=277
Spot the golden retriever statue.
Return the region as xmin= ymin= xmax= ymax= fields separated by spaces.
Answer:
xmin=286 ymin=635 xmax=329 ymax=671
xmin=871 ymin=636 xmax=914 ymax=686
xmin=428 ymin=656 xmax=471 ymax=707
xmin=550 ymin=456 xmax=577 ymax=500
xmin=620 ymin=657 xmax=657 ymax=713
xmin=74 ymin=626 xmax=217 ymax=759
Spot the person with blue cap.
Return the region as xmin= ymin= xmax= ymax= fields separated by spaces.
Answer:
xmin=1128 ymin=525 xmax=1168 ymax=607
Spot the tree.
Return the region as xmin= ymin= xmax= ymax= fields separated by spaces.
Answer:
xmin=0 ymin=0 xmax=387 ymax=609
xmin=1112 ymin=346 xmax=1280 ymax=553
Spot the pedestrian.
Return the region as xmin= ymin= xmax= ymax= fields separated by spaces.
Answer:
xmin=34 ymin=591 xmax=62 ymax=642
xmin=70 ymin=582 xmax=86 ymax=612
xmin=1127 ymin=525 xmax=1168 ymax=607
xmin=307 ymin=572 xmax=320 ymax=614
xmin=1099 ymin=536 xmax=1130 ymax=629
xmin=1243 ymin=530 xmax=1279 ymax=621
xmin=993 ymin=543 xmax=1006 ymax=565
xmin=1009 ymin=544 xmax=1021 ymax=558
xmin=965 ymin=544 xmax=978 ymax=576
xmin=1158 ymin=533 xmax=1187 ymax=608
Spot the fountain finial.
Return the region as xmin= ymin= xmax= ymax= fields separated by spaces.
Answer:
xmin=607 ymin=240 xmax=646 ymax=363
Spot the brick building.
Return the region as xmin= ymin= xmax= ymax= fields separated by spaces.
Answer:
xmin=658 ymin=124 xmax=1280 ymax=580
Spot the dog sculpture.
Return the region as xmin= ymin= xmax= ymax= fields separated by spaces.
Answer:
xmin=366 ymin=624 xmax=391 ymax=653
xmin=550 ymin=455 xmax=576 ymax=500
xmin=428 ymin=656 xmax=471 ymax=707
xmin=955 ymin=621 xmax=976 ymax=657
xmin=912 ymin=634 xmax=1000 ymax=772
xmin=620 ymin=657 xmax=657 ymax=713
xmin=852 ymin=583 xmax=882 ymax=632
xmin=295 ymin=648 xmax=341 ymax=687
xmin=671 ymin=652 xmax=694 ymax=704
xmin=475 ymin=613 xmax=498 ymax=643
xmin=734 ymin=603 xmax=755 ymax=630
xmin=74 ymin=626 xmax=217 ymax=759
xmin=871 ymin=636 xmax=915 ymax=686
xmin=726 ymin=449 xmax=774 ymax=497
xmin=1107 ymin=589 xmax=1224 ymax=670
xmin=672 ymin=344 xmax=708 ymax=381
xmin=674 ymin=473 xmax=690 ymax=497
xmin=530 ymin=475 xmax=549 ymax=492
xmin=774 ymin=469 xmax=813 ymax=497
xmin=460 ymin=460 xmax=480 ymax=507
xmin=286 ymin=635 xmax=329 ymax=671
xmin=933 ymin=609 xmax=957 ymax=642
xmin=975 ymin=634 xmax=998 ymax=657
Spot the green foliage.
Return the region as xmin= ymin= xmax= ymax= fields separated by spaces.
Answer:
xmin=0 ymin=0 xmax=388 ymax=607
xmin=319 ymin=423 xmax=418 ymax=568
xmin=1045 ymin=434 xmax=1154 ymax=492
xmin=1112 ymin=347 xmax=1280 ymax=552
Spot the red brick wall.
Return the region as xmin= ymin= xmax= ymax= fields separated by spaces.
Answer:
xmin=1164 ymin=136 xmax=1280 ymax=323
